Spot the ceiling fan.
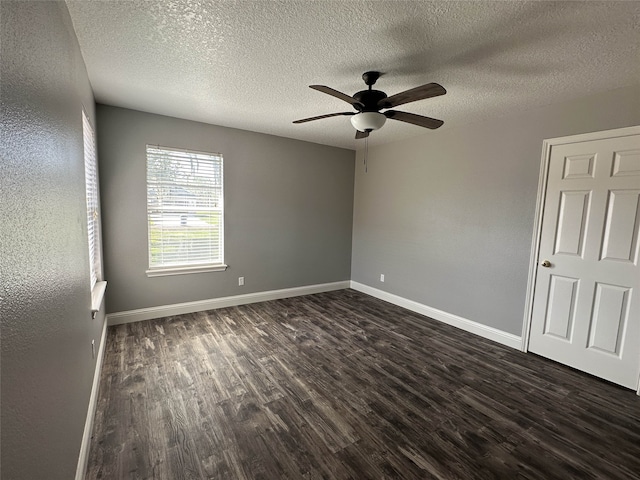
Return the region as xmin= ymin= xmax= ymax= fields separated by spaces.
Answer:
xmin=293 ymin=71 xmax=446 ymax=139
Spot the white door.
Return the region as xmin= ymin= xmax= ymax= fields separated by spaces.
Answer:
xmin=528 ymin=128 xmax=640 ymax=390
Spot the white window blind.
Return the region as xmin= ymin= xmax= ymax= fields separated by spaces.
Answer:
xmin=146 ymin=145 xmax=224 ymax=272
xmin=82 ymin=110 xmax=101 ymax=289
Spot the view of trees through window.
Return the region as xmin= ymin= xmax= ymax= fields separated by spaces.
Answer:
xmin=146 ymin=146 xmax=224 ymax=269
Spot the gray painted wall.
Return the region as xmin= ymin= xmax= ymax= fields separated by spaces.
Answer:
xmin=97 ymin=105 xmax=355 ymax=313
xmin=352 ymin=84 xmax=640 ymax=336
xmin=1 ymin=2 xmax=106 ymax=479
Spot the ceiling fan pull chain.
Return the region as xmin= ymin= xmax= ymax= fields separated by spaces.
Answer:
xmin=364 ymin=136 xmax=368 ymax=173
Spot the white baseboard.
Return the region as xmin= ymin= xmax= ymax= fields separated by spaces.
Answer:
xmin=350 ymin=281 xmax=522 ymax=350
xmin=107 ymin=281 xmax=351 ymax=326
xmin=75 ymin=318 xmax=108 ymax=480
xmin=106 ymin=279 xmax=521 ymax=350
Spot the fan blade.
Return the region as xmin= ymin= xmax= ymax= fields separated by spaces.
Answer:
xmin=293 ymin=112 xmax=354 ymax=124
xmin=378 ymin=83 xmax=446 ymax=109
xmin=384 ymin=110 xmax=444 ymax=129
xmin=355 ymin=130 xmax=369 ymax=139
xmin=310 ymin=85 xmax=364 ymax=109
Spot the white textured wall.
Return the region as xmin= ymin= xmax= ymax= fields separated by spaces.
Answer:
xmin=0 ymin=2 xmax=105 ymax=478
xmin=352 ymin=84 xmax=640 ymax=335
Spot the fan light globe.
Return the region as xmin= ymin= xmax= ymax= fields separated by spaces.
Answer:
xmin=351 ymin=112 xmax=386 ymax=132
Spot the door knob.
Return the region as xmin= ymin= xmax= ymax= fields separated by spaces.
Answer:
xmin=541 ymin=260 xmax=551 ymax=267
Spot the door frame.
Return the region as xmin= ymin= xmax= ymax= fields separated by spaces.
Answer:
xmin=521 ymin=125 xmax=640 ymax=394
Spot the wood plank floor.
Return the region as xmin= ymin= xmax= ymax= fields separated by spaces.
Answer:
xmin=87 ymin=289 xmax=640 ymax=479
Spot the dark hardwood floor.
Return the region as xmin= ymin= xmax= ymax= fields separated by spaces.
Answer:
xmin=87 ymin=289 xmax=640 ymax=479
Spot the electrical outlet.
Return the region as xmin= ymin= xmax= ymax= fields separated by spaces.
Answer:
xmin=91 ymin=339 xmax=95 ymax=359
xmin=238 ymin=276 xmax=244 ymax=286
xmin=380 ymin=274 xmax=385 ymax=282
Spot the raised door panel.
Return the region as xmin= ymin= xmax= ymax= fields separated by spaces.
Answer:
xmin=587 ymin=283 xmax=630 ymax=356
xmin=600 ymin=190 xmax=640 ymax=264
xmin=563 ymin=154 xmax=596 ymax=179
xmin=611 ymin=149 xmax=640 ymax=177
xmin=554 ymin=191 xmax=591 ymax=257
xmin=543 ymin=275 xmax=579 ymax=340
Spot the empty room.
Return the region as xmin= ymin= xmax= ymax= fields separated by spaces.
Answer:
xmin=2 ymin=1 xmax=640 ymax=479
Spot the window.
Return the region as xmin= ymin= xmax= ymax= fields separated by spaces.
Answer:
xmin=146 ymin=145 xmax=225 ymax=276
xmin=82 ymin=110 xmax=102 ymax=289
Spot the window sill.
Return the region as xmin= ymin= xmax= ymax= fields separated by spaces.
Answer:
xmin=91 ymin=281 xmax=107 ymax=319
xmin=146 ymin=264 xmax=228 ymax=277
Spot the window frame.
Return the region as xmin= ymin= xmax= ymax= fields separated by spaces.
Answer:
xmin=82 ymin=109 xmax=102 ymax=289
xmin=145 ymin=144 xmax=227 ymax=277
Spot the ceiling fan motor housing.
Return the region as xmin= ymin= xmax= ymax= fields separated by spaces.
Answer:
xmin=353 ymin=89 xmax=388 ymax=112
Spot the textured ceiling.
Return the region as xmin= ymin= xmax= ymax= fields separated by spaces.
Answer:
xmin=65 ymin=1 xmax=640 ymax=150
